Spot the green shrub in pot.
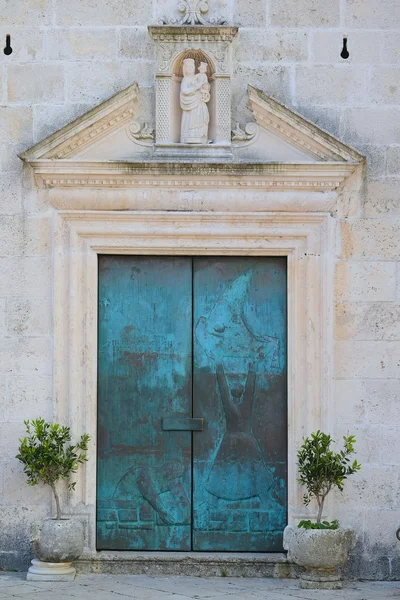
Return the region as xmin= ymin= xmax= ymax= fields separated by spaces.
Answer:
xmin=16 ymin=419 xmax=90 ymax=581
xmin=284 ymin=431 xmax=361 ymax=590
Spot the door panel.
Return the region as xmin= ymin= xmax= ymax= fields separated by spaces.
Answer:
xmin=192 ymin=257 xmax=287 ymax=551
xmin=97 ymin=255 xmax=287 ymax=552
xmin=97 ymin=256 xmax=192 ymax=550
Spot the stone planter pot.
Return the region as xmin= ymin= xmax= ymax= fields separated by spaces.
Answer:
xmin=283 ymin=525 xmax=355 ymax=589
xmin=27 ymin=518 xmax=84 ymax=582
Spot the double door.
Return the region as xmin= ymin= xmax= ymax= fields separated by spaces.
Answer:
xmin=97 ymin=256 xmax=287 ymax=551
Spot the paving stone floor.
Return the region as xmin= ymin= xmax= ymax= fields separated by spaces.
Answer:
xmin=0 ymin=574 xmax=399 ymax=600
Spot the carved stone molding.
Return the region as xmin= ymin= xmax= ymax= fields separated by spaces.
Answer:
xmin=248 ymin=85 xmax=363 ymax=164
xmin=53 ymin=210 xmax=333 ymax=554
xmin=29 ymin=160 xmax=356 ymax=192
xmin=20 ymin=83 xmax=139 ymax=161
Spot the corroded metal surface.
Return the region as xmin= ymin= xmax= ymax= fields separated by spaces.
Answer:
xmin=97 ymin=256 xmax=192 ymax=550
xmin=97 ymin=256 xmax=287 ymax=551
xmin=193 ymin=257 xmax=287 ymax=551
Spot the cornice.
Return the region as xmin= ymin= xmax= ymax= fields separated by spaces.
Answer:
xmin=20 ymin=83 xmax=139 ymax=161
xmin=29 ymin=160 xmax=356 ymax=191
xmin=248 ymin=85 xmax=364 ymax=164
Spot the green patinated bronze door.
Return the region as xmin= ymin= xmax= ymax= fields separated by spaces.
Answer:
xmin=97 ymin=256 xmax=287 ymax=551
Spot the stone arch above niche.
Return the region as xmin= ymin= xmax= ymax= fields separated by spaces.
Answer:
xmin=149 ymin=25 xmax=238 ymax=158
xmin=170 ymin=48 xmax=216 ymax=145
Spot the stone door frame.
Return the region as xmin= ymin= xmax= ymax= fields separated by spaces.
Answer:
xmin=53 ymin=209 xmax=333 ymax=556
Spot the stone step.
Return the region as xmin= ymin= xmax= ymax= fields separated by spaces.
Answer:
xmin=75 ymin=552 xmax=300 ymax=578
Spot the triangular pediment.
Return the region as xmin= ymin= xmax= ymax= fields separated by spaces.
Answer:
xmin=21 ymin=80 xmax=363 ymax=194
xmin=246 ymin=85 xmax=362 ymax=163
xmin=20 ymin=83 xmax=140 ymax=161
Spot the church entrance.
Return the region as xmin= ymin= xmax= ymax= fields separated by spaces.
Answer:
xmin=97 ymin=255 xmax=287 ymax=552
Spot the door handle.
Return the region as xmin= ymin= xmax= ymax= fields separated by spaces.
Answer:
xmin=162 ymin=417 xmax=204 ymax=431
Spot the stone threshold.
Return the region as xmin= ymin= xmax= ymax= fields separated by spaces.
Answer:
xmin=75 ymin=551 xmax=300 ymax=578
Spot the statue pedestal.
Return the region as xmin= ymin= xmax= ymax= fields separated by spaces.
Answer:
xmin=27 ymin=559 xmax=76 ymax=581
xmin=154 ymin=142 xmax=232 ymax=159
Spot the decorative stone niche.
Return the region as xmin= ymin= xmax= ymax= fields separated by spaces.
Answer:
xmin=148 ymin=25 xmax=238 ymax=157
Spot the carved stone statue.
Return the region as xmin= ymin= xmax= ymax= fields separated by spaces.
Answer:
xmin=180 ymin=58 xmax=210 ymax=144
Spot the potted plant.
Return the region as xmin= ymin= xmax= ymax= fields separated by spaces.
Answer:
xmin=283 ymin=430 xmax=361 ymax=590
xmin=16 ymin=418 xmax=90 ymax=581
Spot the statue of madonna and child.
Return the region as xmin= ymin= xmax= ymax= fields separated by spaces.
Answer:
xmin=180 ymin=58 xmax=211 ymax=144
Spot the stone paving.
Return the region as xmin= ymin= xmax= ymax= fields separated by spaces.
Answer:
xmin=0 ymin=574 xmax=399 ymax=600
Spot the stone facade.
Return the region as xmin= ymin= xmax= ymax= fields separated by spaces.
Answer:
xmin=0 ymin=0 xmax=399 ymax=580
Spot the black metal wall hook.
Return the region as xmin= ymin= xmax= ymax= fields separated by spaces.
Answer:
xmin=341 ymin=36 xmax=349 ymax=60
xmin=3 ymin=34 xmax=12 ymax=56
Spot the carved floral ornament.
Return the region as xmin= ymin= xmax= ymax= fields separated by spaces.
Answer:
xmin=159 ymin=0 xmax=227 ymax=26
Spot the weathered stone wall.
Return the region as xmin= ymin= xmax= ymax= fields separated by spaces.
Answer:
xmin=0 ymin=0 xmax=399 ymax=578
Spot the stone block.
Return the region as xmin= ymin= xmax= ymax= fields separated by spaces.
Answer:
xmin=3 ymin=460 xmax=51 ymax=505
xmin=235 ymin=29 xmax=308 ymax=63
xmin=361 ymin=146 xmax=386 ymax=178
xmin=0 ymin=106 xmax=33 ymax=145
xmin=376 ymin=428 xmax=400 ymax=467
xmin=295 ymin=66 xmax=367 ymax=105
xmin=335 ymin=261 xmax=397 ymax=302
xmin=0 ymin=297 xmax=5 ymax=338
xmin=338 ymin=219 xmax=400 ymax=260
xmin=334 ymin=379 xmax=366 ymax=424
xmin=340 ymin=466 xmax=397 ymax=508
xmin=364 ymin=509 xmax=400 ymax=554
xmin=232 ymin=65 xmax=291 ymax=116
xmin=344 ymin=0 xmax=400 ymax=28
xmin=0 ymin=337 xmax=51 ymax=375
xmin=8 ymin=65 xmax=65 ymax=103
xmin=0 ymin=142 xmax=25 ymax=173
xmin=0 ymin=216 xmax=23 ymax=255
xmin=335 ymin=341 xmax=400 ymax=378
xmin=0 ymin=175 xmax=22 ymax=215
xmin=370 ymin=68 xmax=400 ymax=105
xmin=0 ymin=0 xmax=51 ymax=25
xmin=340 ymin=108 xmax=400 ymax=145
xmin=387 ymin=148 xmax=400 ymax=175
xmin=270 ymin=0 xmax=339 ymax=27
xmin=47 ymin=27 xmax=117 ymax=61
xmin=55 ymin=0 xmax=150 ymax=25
xmin=119 ymin=27 xmax=155 ymax=61
xmin=0 ymin=27 xmax=45 ymax=62
xmin=233 ymin=0 xmax=267 ymax=27
xmin=382 ymin=32 xmax=400 ymax=64
xmin=311 ymin=31 xmax=379 ymax=64
xmin=364 ymin=379 xmax=400 ymax=425
xmin=334 ymin=424 xmax=380 ymax=465
xmin=7 ymin=297 xmax=51 ymax=336
xmin=364 ymin=179 xmax=400 ymax=216
xmin=0 ymin=256 xmax=51 ymax=299
xmin=66 ymin=61 xmax=153 ymax=103
xmin=3 ymin=375 xmax=52 ymax=422
xmin=33 ymin=103 xmax=91 ymax=144
xmin=0 ymin=422 xmax=27 ymax=458
xmin=0 ymin=216 xmax=49 ymax=255
xmin=335 ymin=302 xmax=400 ymax=341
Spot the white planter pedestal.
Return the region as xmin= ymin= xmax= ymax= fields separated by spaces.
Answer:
xmin=27 ymin=559 xmax=76 ymax=581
